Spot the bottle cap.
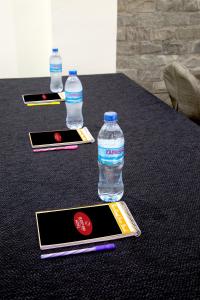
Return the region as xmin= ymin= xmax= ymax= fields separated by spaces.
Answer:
xmin=52 ymin=48 xmax=58 ymax=52
xmin=104 ymin=112 xmax=118 ymax=122
xmin=69 ymin=70 xmax=77 ymax=75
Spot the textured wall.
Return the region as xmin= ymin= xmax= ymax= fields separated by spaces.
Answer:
xmin=117 ymin=0 xmax=200 ymax=104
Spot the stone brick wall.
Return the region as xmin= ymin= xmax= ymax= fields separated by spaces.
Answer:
xmin=117 ymin=0 xmax=200 ymax=105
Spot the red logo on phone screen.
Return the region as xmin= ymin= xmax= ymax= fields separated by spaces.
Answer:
xmin=74 ymin=212 xmax=93 ymax=236
xmin=42 ymin=94 xmax=47 ymax=100
xmin=54 ymin=132 xmax=62 ymax=142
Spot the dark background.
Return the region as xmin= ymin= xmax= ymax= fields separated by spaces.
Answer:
xmin=0 ymin=73 xmax=200 ymax=299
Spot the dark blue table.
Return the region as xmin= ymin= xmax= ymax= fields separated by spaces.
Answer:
xmin=0 ymin=73 xmax=199 ymax=299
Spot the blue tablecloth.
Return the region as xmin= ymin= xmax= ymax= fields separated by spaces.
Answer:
xmin=0 ymin=73 xmax=199 ymax=299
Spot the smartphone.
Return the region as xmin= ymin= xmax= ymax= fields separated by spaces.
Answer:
xmin=36 ymin=201 xmax=141 ymax=250
xmin=22 ymin=92 xmax=64 ymax=104
xmin=29 ymin=127 xmax=95 ymax=148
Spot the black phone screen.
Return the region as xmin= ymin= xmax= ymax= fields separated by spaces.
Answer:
xmin=36 ymin=205 xmax=122 ymax=247
xmin=30 ymin=130 xmax=82 ymax=146
xmin=24 ymin=93 xmax=61 ymax=103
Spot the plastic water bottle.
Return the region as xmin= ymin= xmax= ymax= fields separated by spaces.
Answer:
xmin=98 ymin=112 xmax=124 ymax=202
xmin=49 ymin=48 xmax=63 ymax=92
xmin=65 ymin=70 xmax=83 ymax=129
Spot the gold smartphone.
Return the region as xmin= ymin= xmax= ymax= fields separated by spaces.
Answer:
xmin=36 ymin=201 xmax=141 ymax=250
xmin=22 ymin=92 xmax=65 ymax=104
xmin=29 ymin=127 xmax=95 ymax=148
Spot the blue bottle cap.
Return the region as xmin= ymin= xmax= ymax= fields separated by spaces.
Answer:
xmin=52 ymin=48 xmax=58 ymax=52
xmin=69 ymin=70 xmax=77 ymax=75
xmin=104 ymin=112 xmax=118 ymax=122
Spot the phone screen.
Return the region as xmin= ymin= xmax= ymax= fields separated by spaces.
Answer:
xmin=24 ymin=93 xmax=62 ymax=103
xmin=36 ymin=205 xmax=122 ymax=247
xmin=30 ymin=130 xmax=82 ymax=147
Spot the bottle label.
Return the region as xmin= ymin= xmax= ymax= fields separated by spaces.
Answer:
xmin=98 ymin=145 xmax=124 ymax=166
xmin=65 ymin=91 xmax=83 ymax=103
xmin=50 ymin=64 xmax=62 ymax=72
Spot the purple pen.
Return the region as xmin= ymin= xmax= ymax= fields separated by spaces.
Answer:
xmin=40 ymin=243 xmax=116 ymax=259
xmin=33 ymin=145 xmax=78 ymax=152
